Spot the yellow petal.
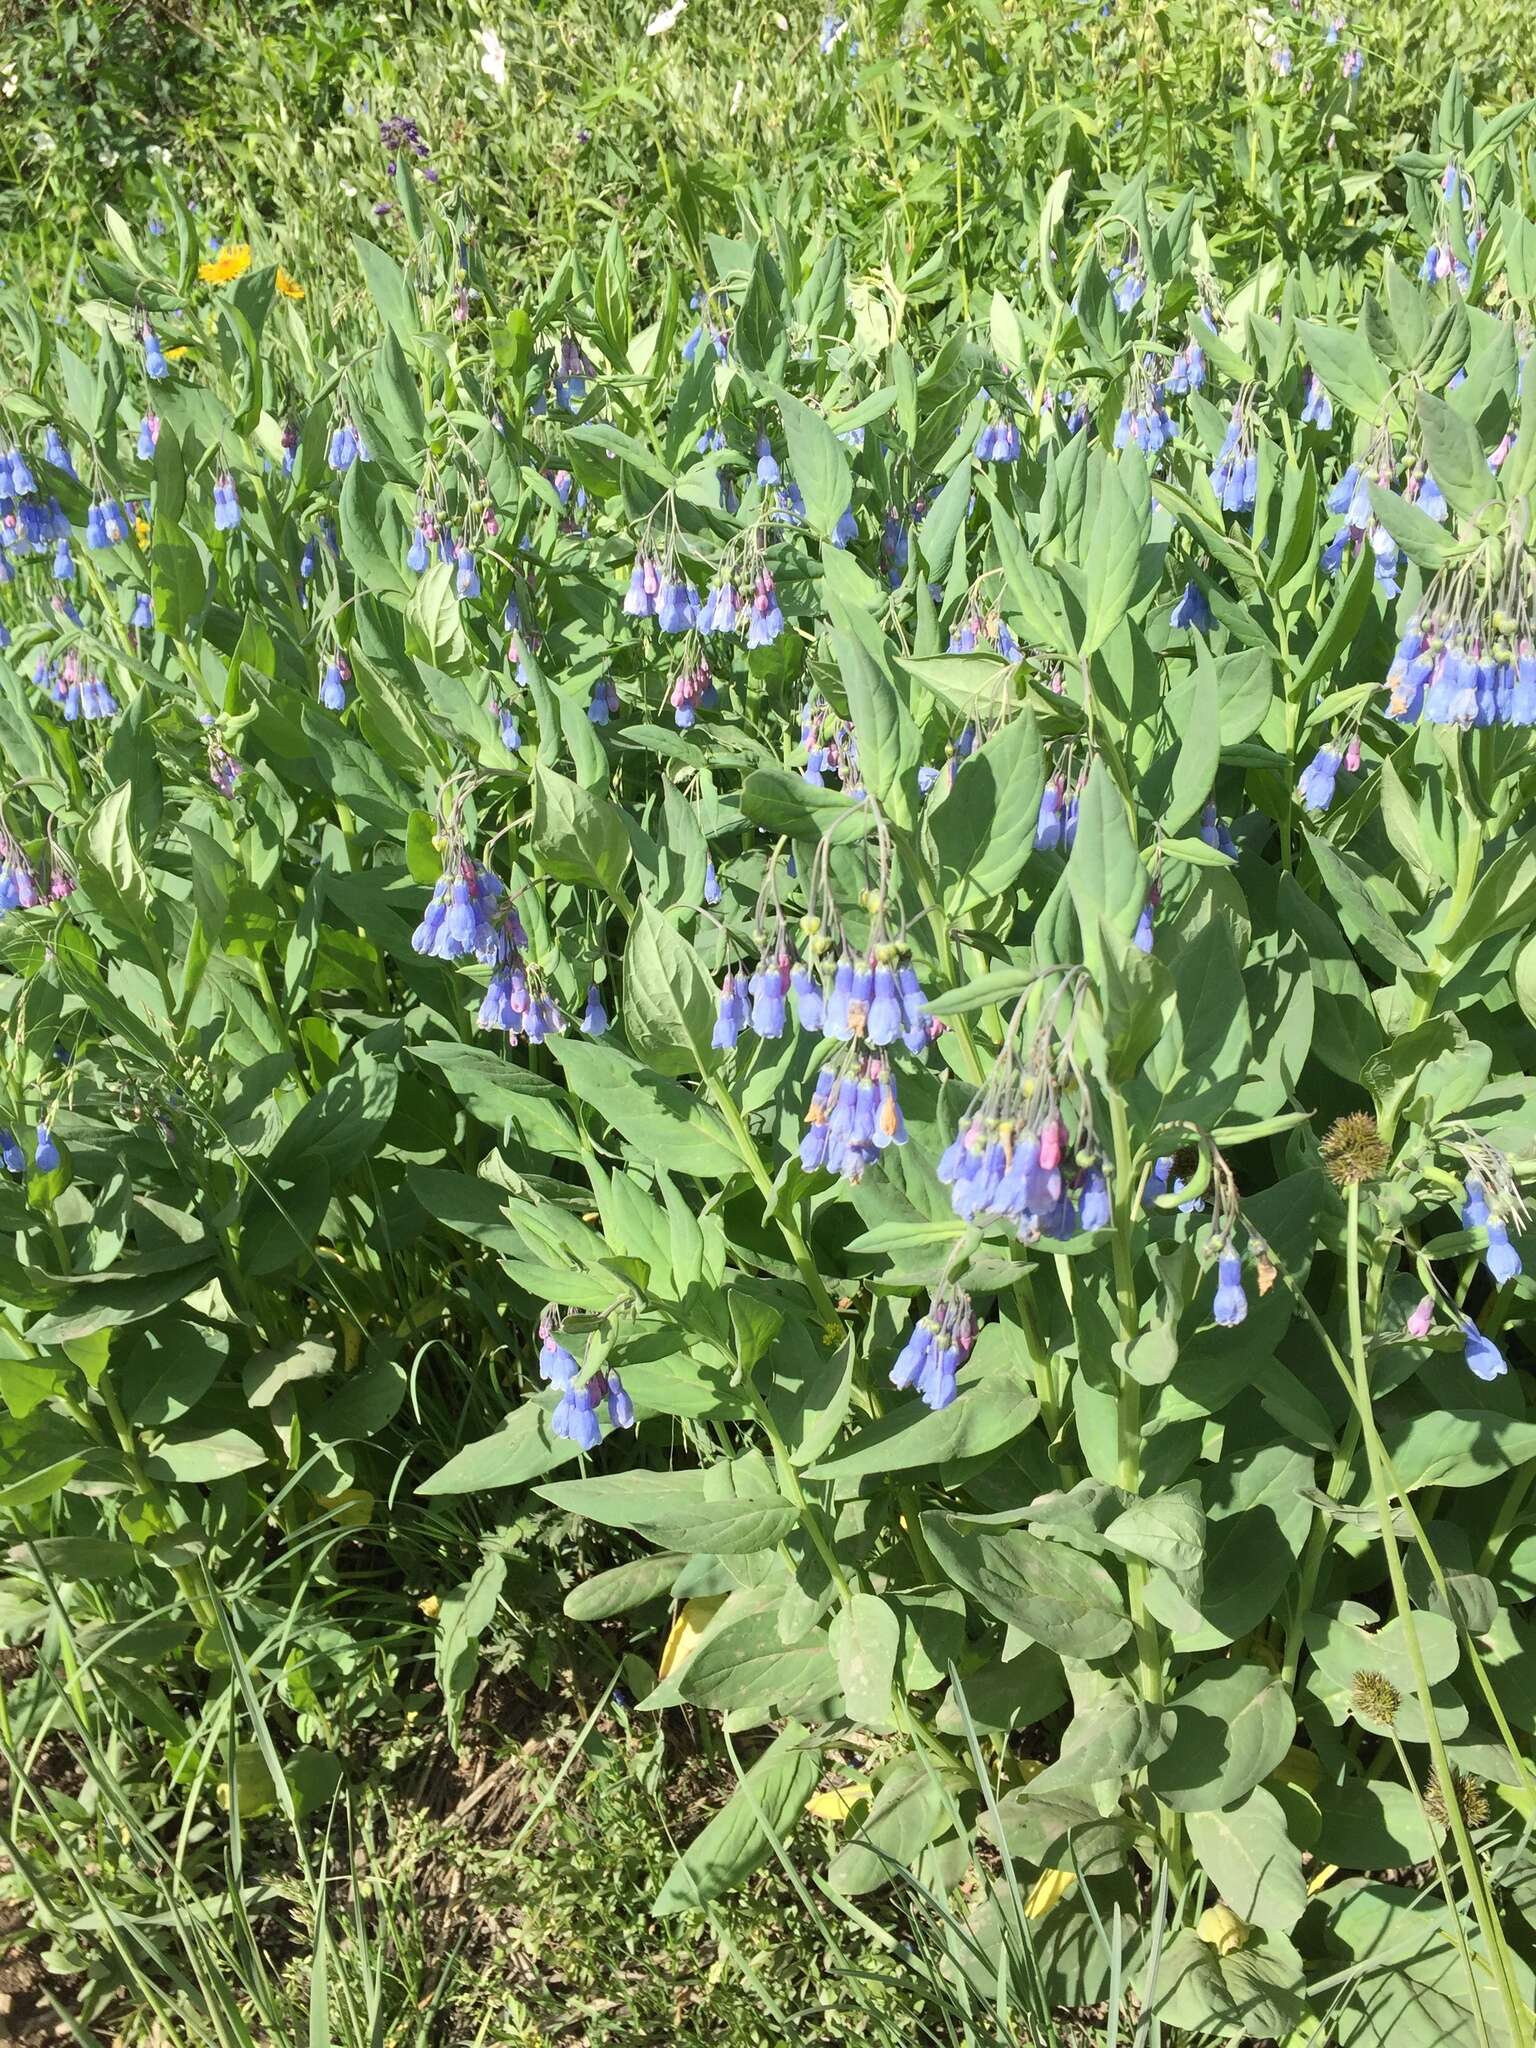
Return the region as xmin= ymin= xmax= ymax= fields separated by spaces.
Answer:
xmin=806 ymin=1781 xmax=871 ymax=1822
xmin=314 ymin=1486 xmax=373 ymax=1530
xmin=656 ymin=1595 xmax=723 ymax=1680
xmin=1197 ymin=1903 xmax=1250 ymax=1955
xmin=1024 ymin=1868 xmax=1075 ymax=1918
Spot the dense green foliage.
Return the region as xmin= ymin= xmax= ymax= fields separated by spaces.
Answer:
xmin=2 ymin=3 xmax=1536 ymax=2043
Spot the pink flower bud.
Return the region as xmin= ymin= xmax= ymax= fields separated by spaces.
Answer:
xmin=1344 ymin=734 xmax=1362 ymax=773
xmin=1407 ymin=1295 xmax=1434 ymax=1338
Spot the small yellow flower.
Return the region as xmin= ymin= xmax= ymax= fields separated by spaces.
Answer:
xmin=198 ymin=243 xmax=252 ymax=285
xmin=165 ymin=346 xmax=190 ymax=360
xmin=275 ymin=268 xmax=305 ymax=300
xmin=134 ymin=516 xmax=150 ymax=548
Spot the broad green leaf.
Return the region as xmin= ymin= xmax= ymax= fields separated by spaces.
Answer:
xmin=773 ymin=389 xmax=850 ymax=539
xmin=531 ymin=765 xmax=632 ymax=897
xmin=653 ymin=1722 xmax=819 ymax=1914
xmin=553 ymin=1039 xmax=740 ymax=1179
xmin=827 ymin=1755 xmax=948 ymax=1895
xmin=806 ymin=1363 xmax=1037 ymax=1479
xmin=563 ymin=1552 xmax=685 ymax=1621
xmin=622 ymin=899 xmax=718 ymax=1077
xmin=1186 ymin=1788 xmax=1305 ymax=1931
xmin=677 ymin=1608 xmax=835 ymax=1714
xmin=829 ymin=1594 xmax=900 ymax=1731
xmin=921 ymin=1513 xmax=1131 ymax=1660
xmin=417 ymin=1400 xmax=583 ymax=1495
xmin=1147 ymin=1660 xmax=1296 ymax=1812
xmin=928 ymin=709 xmax=1045 ymax=916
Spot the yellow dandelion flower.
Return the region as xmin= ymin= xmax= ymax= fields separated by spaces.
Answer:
xmin=275 ymin=268 xmax=305 ymax=301
xmin=198 ymin=243 xmax=252 ymax=285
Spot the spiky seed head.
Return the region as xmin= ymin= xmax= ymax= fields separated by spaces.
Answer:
xmin=1424 ymin=1768 xmax=1489 ymax=1829
xmin=1350 ymin=1668 xmax=1402 ymax=1726
xmin=1321 ymin=1112 xmax=1389 ymax=1186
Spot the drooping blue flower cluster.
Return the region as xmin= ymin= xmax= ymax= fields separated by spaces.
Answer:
xmin=1199 ymin=801 xmax=1238 ymax=856
xmin=588 ymin=676 xmax=620 ymax=724
xmin=801 ymin=693 xmax=861 ymax=790
xmin=1171 ymin=581 xmax=1212 ymax=632
xmin=1114 ymin=385 xmax=1175 ymax=460
xmin=975 ymin=417 xmax=1021 ymax=463
xmin=412 ymin=854 xmax=512 ymax=964
xmin=33 ymin=648 xmax=119 ymax=723
xmin=939 ymin=1104 xmax=1110 ymax=1245
xmin=1034 ymin=770 xmax=1085 ymax=853
xmin=1166 ymin=340 xmax=1205 ymax=394
xmin=478 ymin=953 xmax=567 ymax=1045
xmin=1320 ymin=463 xmax=1401 ymax=594
xmin=0 ymin=841 xmax=41 ymax=914
xmin=318 ymin=652 xmax=351 ymax=712
xmin=539 ymin=1320 xmax=635 ymax=1449
xmin=552 ymin=333 xmax=594 ymax=412
xmin=1212 ymin=407 xmax=1257 ymax=514
xmin=946 ymin=602 xmax=1020 ymax=661
xmin=919 ymin=719 xmax=982 ymax=797
xmin=714 ymin=942 xmax=936 ymax=1058
xmin=1464 ymin=1320 xmax=1508 ymax=1381
xmin=623 ymin=552 xmax=702 ymax=634
xmin=1421 ymin=238 xmax=1473 ymax=290
xmin=682 ymin=290 xmax=730 ymax=363
xmin=42 ymin=427 xmax=75 ymax=478
xmin=1462 ymin=1177 xmax=1524 ymax=1285
xmin=669 ymin=654 xmax=716 ymax=727
xmin=1299 ymin=372 xmax=1332 ymax=430
xmin=328 ymin=420 xmax=373 ymax=471
xmin=1109 ymin=252 xmax=1146 ymax=314
xmin=406 ymin=505 xmax=477 ymax=576
xmin=1211 ymin=1243 xmax=1248 ymax=1325
xmin=1295 ymin=744 xmax=1343 ymax=812
xmin=799 ymin=1057 xmax=908 ymax=1183
xmin=213 ymin=474 xmax=242 ymax=532
xmin=1383 ymin=615 xmax=1536 ymax=729
xmin=1 ymin=446 xmax=73 ymax=578
xmin=447 ymin=877 xmax=573 ymax=1046
xmin=890 ymin=1290 xmax=978 ymax=1411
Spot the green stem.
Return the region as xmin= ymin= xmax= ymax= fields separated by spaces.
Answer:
xmin=1281 ymin=1410 xmax=1362 ymax=1689
xmin=1387 ymin=1729 xmax=1494 ymax=2048
xmin=1015 ymin=1276 xmax=1078 ymax=1486
xmin=1477 ymin=1462 xmax=1536 ymax=1576
xmin=1107 ymin=1093 xmax=1162 ymax=1715
xmin=1400 ymin=814 xmax=1484 ymax=1053
xmin=703 ymin=1071 xmax=840 ymax=1331
xmin=1344 ymin=1186 xmax=1523 ymax=2043
xmin=97 ymin=1378 xmax=219 ymax=1632
xmin=741 ymin=1382 xmax=850 ymax=1603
